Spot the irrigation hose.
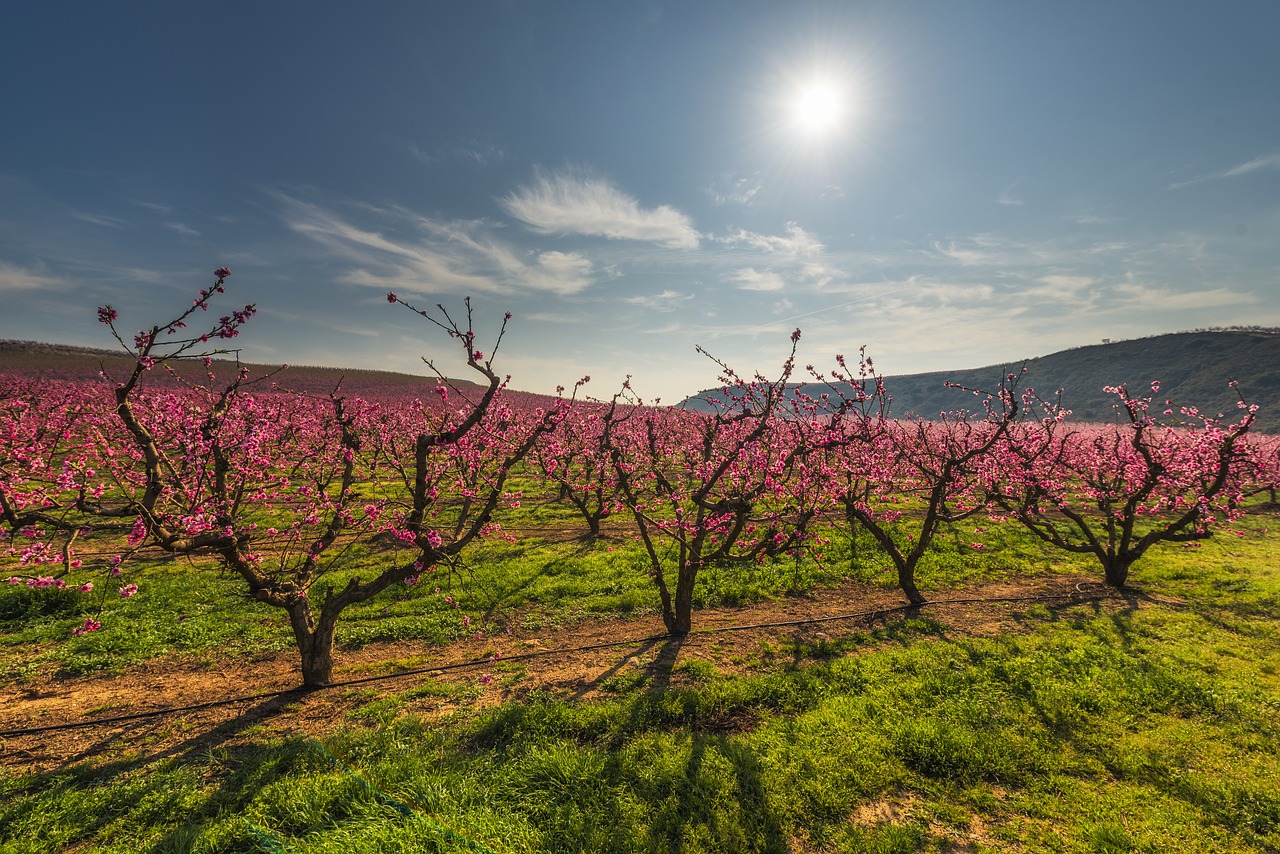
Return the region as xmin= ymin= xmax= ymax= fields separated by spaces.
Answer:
xmin=0 ymin=588 xmax=1115 ymax=739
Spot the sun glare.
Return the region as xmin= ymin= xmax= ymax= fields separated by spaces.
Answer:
xmin=792 ymin=81 xmax=845 ymax=135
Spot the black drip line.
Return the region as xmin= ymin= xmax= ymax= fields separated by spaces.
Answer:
xmin=1 ymin=588 xmax=1113 ymax=739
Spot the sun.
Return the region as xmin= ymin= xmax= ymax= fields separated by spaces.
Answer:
xmin=791 ymin=80 xmax=845 ymax=135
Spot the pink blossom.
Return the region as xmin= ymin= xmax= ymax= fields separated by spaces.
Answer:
xmin=214 ymin=267 xmax=231 ymax=278
xmin=73 ymin=618 xmax=101 ymax=636
xmin=118 ymin=584 xmax=138 ymax=598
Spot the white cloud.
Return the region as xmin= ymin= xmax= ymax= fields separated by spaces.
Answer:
xmin=408 ymin=140 xmax=506 ymax=167
xmin=716 ymin=222 xmax=823 ymax=257
xmin=502 ymin=170 xmax=700 ymax=249
xmin=708 ymin=173 xmax=763 ymax=206
xmin=934 ymin=240 xmax=995 ymax=266
xmin=1222 ymin=152 xmax=1280 ymax=177
xmin=70 ymin=210 xmax=126 ymax=228
xmin=0 ymin=262 xmax=66 ymax=292
xmin=130 ymin=200 xmax=173 ymax=215
xmin=526 ymin=251 xmax=595 ymax=294
xmin=624 ymin=289 xmax=694 ymax=312
xmin=728 ymin=268 xmax=786 ymax=292
xmin=1039 ymin=274 xmax=1097 ymax=291
xmin=166 ymin=222 xmax=201 ymax=238
xmin=1111 ymin=282 xmax=1257 ymax=310
xmin=279 ymin=195 xmax=597 ymax=297
xmin=1169 ymin=151 xmax=1280 ymax=188
xmin=996 ymin=181 xmax=1025 ymax=206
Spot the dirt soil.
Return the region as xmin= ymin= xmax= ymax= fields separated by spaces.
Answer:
xmin=0 ymin=574 xmax=1158 ymax=775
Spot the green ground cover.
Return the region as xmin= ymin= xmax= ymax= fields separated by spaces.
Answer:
xmin=1 ymin=506 xmax=1277 ymax=852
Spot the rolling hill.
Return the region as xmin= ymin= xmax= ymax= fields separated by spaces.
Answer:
xmin=0 ymin=340 xmax=489 ymax=398
xmin=683 ymin=329 xmax=1280 ymax=433
xmin=4 ymin=329 xmax=1277 ymax=432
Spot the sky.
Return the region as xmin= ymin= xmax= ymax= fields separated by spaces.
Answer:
xmin=2 ymin=1 xmax=1278 ymax=403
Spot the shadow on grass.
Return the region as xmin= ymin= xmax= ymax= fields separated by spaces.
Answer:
xmin=1 ymin=692 xmax=319 ymax=851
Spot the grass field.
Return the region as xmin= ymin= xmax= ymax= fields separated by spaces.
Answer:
xmin=1 ymin=503 xmax=1277 ymax=852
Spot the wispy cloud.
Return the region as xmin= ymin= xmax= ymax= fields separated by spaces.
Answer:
xmin=166 ymin=222 xmax=201 ymax=238
xmin=996 ymin=180 xmax=1025 ymax=206
xmin=502 ymin=170 xmax=700 ymax=249
xmin=70 ymin=210 xmax=126 ymax=228
xmin=408 ymin=140 xmax=506 ymax=167
xmin=1169 ymin=151 xmax=1280 ymax=189
xmin=933 ymin=240 xmax=998 ymax=266
xmin=130 ymin=200 xmax=173 ymax=215
xmin=1111 ymin=281 xmax=1257 ymax=310
xmin=279 ymin=194 xmax=596 ymax=297
xmin=715 ymin=222 xmax=823 ymax=257
xmin=0 ymin=261 xmax=66 ymax=292
xmin=624 ymin=289 xmax=694 ymax=312
xmin=727 ymin=267 xmax=786 ymax=292
xmin=708 ymin=173 xmax=763 ymax=207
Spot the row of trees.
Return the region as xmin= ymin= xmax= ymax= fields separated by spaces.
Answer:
xmin=0 ymin=273 xmax=1270 ymax=685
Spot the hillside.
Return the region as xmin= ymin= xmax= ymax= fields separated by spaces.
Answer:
xmin=684 ymin=329 xmax=1280 ymax=433
xmin=0 ymin=340 xmax=488 ymax=398
xmin=5 ymin=330 xmax=1277 ymax=432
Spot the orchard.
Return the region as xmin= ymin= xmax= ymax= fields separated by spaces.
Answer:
xmin=0 ymin=270 xmax=1267 ymax=689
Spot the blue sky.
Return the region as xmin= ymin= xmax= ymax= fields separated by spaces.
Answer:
xmin=2 ymin=1 xmax=1278 ymax=401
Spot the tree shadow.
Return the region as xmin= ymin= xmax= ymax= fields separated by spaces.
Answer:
xmin=2 ymin=691 xmax=317 ymax=850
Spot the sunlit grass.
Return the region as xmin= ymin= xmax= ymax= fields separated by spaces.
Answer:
xmin=2 ymin=532 xmax=1277 ymax=851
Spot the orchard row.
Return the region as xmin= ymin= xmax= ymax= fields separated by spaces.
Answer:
xmin=2 ymin=271 xmax=1273 ymax=686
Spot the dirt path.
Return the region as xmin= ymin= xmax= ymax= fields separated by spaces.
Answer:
xmin=0 ymin=574 xmax=1146 ymax=774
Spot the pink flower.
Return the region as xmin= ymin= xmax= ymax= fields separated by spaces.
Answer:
xmin=78 ymin=582 xmax=94 ymax=593
xmin=472 ymin=350 xmax=484 ymax=361
xmin=97 ymin=305 xmax=118 ymax=324
xmin=214 ymin=267 xmax=231 ymax=278
xmin=480 ymin=673 xmax=493 ymax=686
xmin=73 ymin=618 xmax=101 ymax=636
xmin=118 ymin=584 xmax=138 ymax=598
xmin=427 ymin=529 xmax=443 ymax=549
xmin=387 ymin=291 xmax=397 ymax=303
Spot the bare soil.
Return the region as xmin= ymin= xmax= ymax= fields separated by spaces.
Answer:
xmin=0 ymin=574 xmax=1156 ymax=775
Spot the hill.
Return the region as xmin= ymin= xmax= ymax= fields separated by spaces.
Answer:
xmin=683 ymin=329 xmax=1280 ymax=433
xmin=0 ymin=340 xmax=488 ymax=398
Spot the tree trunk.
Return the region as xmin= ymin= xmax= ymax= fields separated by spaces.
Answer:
xmin=288 ymin=601 xmax=338 ymax=688
xmin=898 ymin=559 xmax=926 ymax=606
xmin=1103 ymin=554 xmax=1134 ymax=589
xmin=668 ymin=566 xmax=697 ymax=635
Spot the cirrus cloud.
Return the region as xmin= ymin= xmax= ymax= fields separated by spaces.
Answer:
xmin=502 ymin=170 xmax=700 ymax=249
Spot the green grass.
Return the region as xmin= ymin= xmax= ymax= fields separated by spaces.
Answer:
xmin=1 ymin=513 xmax=1277 ymax=851
xmin=0 ymin=486 xmax=1241 ymax=683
